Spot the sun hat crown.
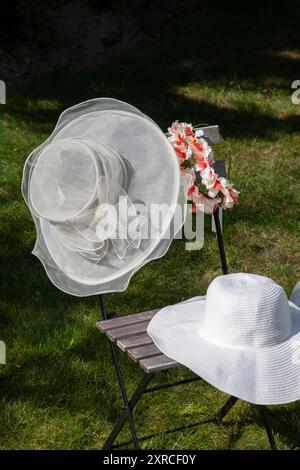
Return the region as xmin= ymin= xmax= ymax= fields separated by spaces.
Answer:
xmin=202 ymin=273 xmax=292 ymax=348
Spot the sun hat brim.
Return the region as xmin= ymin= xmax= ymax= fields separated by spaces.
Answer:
xmin=147 ymin=297 xmax=300 ymax=405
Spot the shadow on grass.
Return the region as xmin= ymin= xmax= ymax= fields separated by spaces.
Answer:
xmin=6 ymin=75 xmax=300 ymax=140
xmin=218 ymin=402 xmax=300 ymax=450
xmin=3 ymin=2 xmax=299 ymax=140
xmin=246 ymin=405 xmax=300 ymax=450
xmin=269 ymin=406 xmax=300 ymax=450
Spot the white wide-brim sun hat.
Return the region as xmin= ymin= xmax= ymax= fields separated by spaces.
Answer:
xmin=148 ymin=273 xmax=300 ymax=405
xmin=22 ymin=98 xmax=190 ymax=296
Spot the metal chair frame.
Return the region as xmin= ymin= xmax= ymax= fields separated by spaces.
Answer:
xmin=97 ymin=126 xmax=277 ymax=450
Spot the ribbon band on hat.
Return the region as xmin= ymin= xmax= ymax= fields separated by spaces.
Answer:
xmin=51 ymin=176 xmax=147 ymax=262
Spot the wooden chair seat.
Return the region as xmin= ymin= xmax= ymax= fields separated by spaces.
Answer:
xmin=96 ymin=309 xmax=179 ymax=373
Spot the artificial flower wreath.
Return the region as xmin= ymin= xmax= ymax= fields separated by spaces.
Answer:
xmin=168 ymin=121 xmax=239 ymax=214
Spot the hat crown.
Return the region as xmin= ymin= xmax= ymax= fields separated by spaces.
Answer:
xmin=203 ymin=273 xmax=292 ymax=348
xmin=29 ymin=138 xmax=126 ymax=222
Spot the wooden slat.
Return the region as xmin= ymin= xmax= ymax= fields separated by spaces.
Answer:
xmin=195 ymin=159 xmax=226 ymax=185
xmin=96 ymin=309 xmax=159 ymax=333
xmin=195 ymin=125 xmax=220 ymax=144
xmin=117 ymin=332 xmax=153 ymax=352
xmin=127 ymin=343 xmax=161 ymax=363
xmin=213 ymin=159 xmax=226 ymax=178
xmin=106 ymin=320 xmax=149 ymax=341
xmin=140 ymin=354 xmax=179 ymax=373
xmin=165 ymin=125 xmax=220 ymax=144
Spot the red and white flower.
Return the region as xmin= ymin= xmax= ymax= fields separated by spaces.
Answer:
xmin=200 ymin=166 xmax=218 ymax=190
xmin=167 ymin=120 xmax=239 ymax=214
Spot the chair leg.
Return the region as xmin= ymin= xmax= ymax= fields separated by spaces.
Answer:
xmin=213 ymin=208 xmax=228 ymax=275
xmin=108 ymin=342 xmax=141 ymax=449
xmin=103 ymin=372 xmax=153 ymax=450
xmin=257 ymin=405 xmax=277 ymax=450
xmin=99 ymin=294 xmax=152 ymax=450
xmin=213 ymin=395 xmax=239 ymax=424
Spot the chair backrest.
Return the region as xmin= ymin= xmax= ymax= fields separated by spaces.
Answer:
xmin=194 ymin=125 xmax=226 ymax=180
xmin=166 ymin=124 xmax=225 ymax=177
xmin=177 ymin=125 xmax=226 ymax=252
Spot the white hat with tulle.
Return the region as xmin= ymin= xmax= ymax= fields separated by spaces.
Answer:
xmin=22 ymin=98 xmax=190 ymax=296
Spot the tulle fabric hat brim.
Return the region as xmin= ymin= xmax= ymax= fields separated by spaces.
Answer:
xmin=22 ymin=98 xmax=189 ymax=296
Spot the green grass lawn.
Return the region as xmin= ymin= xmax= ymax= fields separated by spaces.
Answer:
xmin=0 ymin=5 xmax=300 ymax=449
